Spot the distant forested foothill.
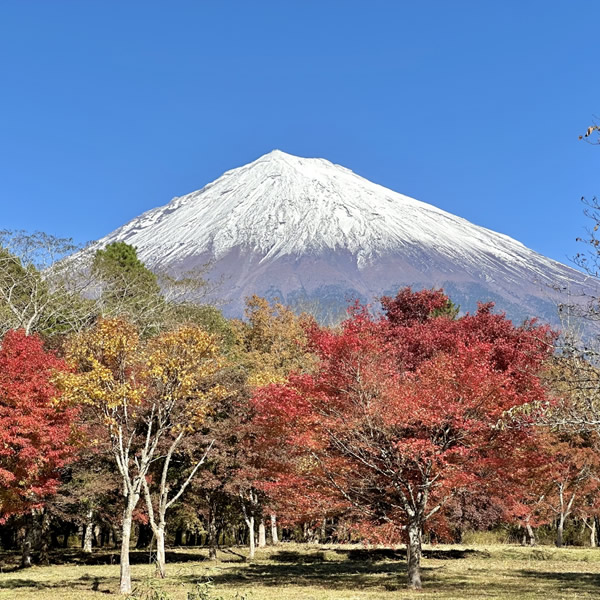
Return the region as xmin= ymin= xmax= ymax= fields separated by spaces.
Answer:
xmin=1 ymin=230 xmax=600 ymax=593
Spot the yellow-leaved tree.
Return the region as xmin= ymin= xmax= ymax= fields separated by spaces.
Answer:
xmin=57 ymin=319 xmax=226 ymax=593
xmin=142 ymin=325 xmax=226 ymax=578
xmin=230 ymin=296 xmax=315 ymax=555
xmin=232 ymin=295 xmax=315 ymax=386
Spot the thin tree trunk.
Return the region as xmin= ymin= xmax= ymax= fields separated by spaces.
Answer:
xmin=556 ymin=517 xmax=565 ymax=548
xmin=406 ymin=520 xmax=422 ymax=590
xmin=270 ymin=514 xmax=279 ymax=545
xmin=592 ymin=518 xmax=598 ymax=548
xmin=520 ymin=524 xmax=527 ymax=546
xmin=21 ymin=515 xmax=33 ymax=568
xmin=239 ymin=489 xmax=258 ymax=559
xmin=141 ymin=438 xmax=213 ymax=578
xmin=155 ymin=528 xmax=166 ymax=579
xmin=555 ymin=484 xmax=575 ymax=549
xmin=21 ymin=510 xmax=47 ymax=567
xmin=38 ymin=510 xmax=50 ymax=565
xmin=208 ymin=509 xmax=218 ymax=560
xmin=247 ymin=516 xmax=255 ymax=559
xmin=258 ymin=518 xmax=266 ymax=548
xmin=119 ymin=495 xmax=138 ymax=595
xmin=112 ymin=525 xmax=121 ymax=548
xmin=526 ymin=521 xmax=536 ymax=547
xmin=83 ymin=509 xmax=94 ymax=553
xmin=144 ymin=512 xmax=167 ymax=577
xmin=21 ymin=540 xmax=32 ymax=567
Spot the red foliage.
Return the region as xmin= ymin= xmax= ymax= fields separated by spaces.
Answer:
xmin=510 ymin=428 xmax=600 ymax=532
xmin=251 ymin=288 xmax=556 ymax=543
xmin=381 ymin=287 xmax=453 ymax=326
xmin=0 ymin=330 xmax=78 ymax=520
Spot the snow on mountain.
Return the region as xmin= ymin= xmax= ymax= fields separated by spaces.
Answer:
xmin=94 ymin=150 xmax=596 ymax=323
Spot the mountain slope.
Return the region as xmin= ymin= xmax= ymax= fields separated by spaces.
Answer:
xmin=94 ymin=150 xmax=595 ymax=323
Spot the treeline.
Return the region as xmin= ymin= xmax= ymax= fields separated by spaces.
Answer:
xmin=0 ymin=232 xmax=599 ymax=592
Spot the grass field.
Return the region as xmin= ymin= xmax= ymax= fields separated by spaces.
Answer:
xmin=1 ymin=543 xmax=600 ymax=599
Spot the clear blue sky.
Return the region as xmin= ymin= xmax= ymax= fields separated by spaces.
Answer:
xmin=1 ymin=1 xmax=599 ymax=267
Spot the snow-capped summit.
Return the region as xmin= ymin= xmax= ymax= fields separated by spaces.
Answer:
xmin=94 ymin=150 xmax=595 ymax=322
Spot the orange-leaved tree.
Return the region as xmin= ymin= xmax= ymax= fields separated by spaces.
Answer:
xmin=251 ymin=288 xmax=555 ymax=589
xmin=232 ymin=295 xmax=314 ymax=558
xmin=231 ymin=296 xmax=315 ymax=555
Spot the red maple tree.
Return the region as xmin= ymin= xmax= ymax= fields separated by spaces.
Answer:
xmin=0 ymin=329 xmax=78 ymax=521
xmin=251 ymin=288 xmax=555 ymax=589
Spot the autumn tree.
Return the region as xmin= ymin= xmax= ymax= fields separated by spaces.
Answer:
xmin=528 ymin=351 xmax=600 ymax=546
xmin=493 ymin=422 xmax=600 ymax=549
xmin=231 ymin=296 xmax=315 ymax=556
xmin=251 ymin=288 xmax=555 ymax=589
xmin=57 ymin=319 xmax=226 ymax=593
xmin=56 ymin=319 xmax=142 ymax=592
xmin=174 ymin=361 xmax=258 ymax=561
xmin=541 ymin=431 xmax=600 ymax=547
xmin=0 ymin=329 xmax=79 ymax=565
xmin=45 ymin=448 xmax=121 ymax=554
xmin=169 ymin=304 xmax=235 ymax=349
xmin=231 ymin=295 xmax=315 ymax=385
xmin=0 ymin=330 xmax=77 ymax=517
xmin=141 ymin=326 xmax=225 ymax=577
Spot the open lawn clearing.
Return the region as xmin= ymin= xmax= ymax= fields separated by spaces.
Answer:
xmin=1 ymin=544 xmax=600 ymax=599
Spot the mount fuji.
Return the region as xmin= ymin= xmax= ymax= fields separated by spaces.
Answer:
xmin=93 ymin=150 xmax=595 ymax=324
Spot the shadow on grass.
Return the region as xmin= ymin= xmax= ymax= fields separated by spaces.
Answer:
xmin=4 ymin=548 xmax=600 ymax=597
xmin=81 ymin=549 xmax=214 ymax=566
xmin=519 ymin=569 xmax=600 ymax=592
xmin=178 ymin=548 xmax=557 ymax=595
xmin=337 ymin=547 xmax=485 ymax=561
xmin=0 ymin=574 xmax=113 ymax=593
xmin=10 ymin=548 xmax=214 ymax=567
xmin=0 ymin=546 xmax=488 ymax=595
xmin=0 ymin=547 xmax=219 ymax=577
xmin=272 ymin=550 xmax=327 ymax=563
xmin=180 ymin=549 xmax=416 ymax=592
xmin=272 ymin=547 xmax=485 ymax=565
